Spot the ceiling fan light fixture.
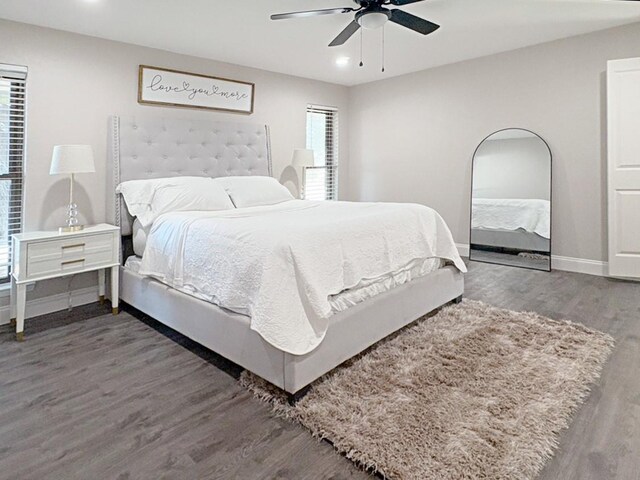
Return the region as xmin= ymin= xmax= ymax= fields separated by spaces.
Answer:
xmin=271 ymin=1 xmax=440 ymax=48
xmin=357 ymin=12 xmax=389 ymax=29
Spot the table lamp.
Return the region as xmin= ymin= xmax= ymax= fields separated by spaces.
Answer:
xmin=50 ymin=145 xmax=96 ymax=232
xmin=292 ymin=149 xmax=314 ymax=199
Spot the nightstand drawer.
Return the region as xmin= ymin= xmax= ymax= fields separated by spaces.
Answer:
xmin=26 ymin=233 xmax=115 ymax=278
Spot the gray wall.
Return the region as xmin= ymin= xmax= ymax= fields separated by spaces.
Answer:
xmin=0 ymin=20 xmax=349 ymax=301
xmin=347 ymin=22 xmax=640 ymax=262
xmin=473 ymin=137 xmax=551 ymax=201
xmin=3 ymin=17 xmax=640 ymax=308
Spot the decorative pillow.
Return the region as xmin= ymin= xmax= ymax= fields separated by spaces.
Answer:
xmin=117 ymin=176 xmax=235 ymax=227
xmin=214 ymin=176 xmax=294 ymax=208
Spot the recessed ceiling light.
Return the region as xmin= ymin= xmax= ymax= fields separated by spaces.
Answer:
xmin=335 ymin=56 xmax=350 ymax=67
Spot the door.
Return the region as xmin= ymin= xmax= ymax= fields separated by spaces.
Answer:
xmin=607 ymin=58 xmax=640 ymax=278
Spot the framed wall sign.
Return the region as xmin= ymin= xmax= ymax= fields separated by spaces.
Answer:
xmin=138 ymin=65 xmax=255 ymax=114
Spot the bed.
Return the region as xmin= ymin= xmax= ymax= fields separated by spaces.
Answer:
xmin=470 ymin=198 xmax=550 ymax=252
xmin=107 ymin=115 xmax=465 ymax=397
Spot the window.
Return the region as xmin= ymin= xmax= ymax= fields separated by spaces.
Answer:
xmin=305 ymin=105 xmax=338 ymax=201
xmin=0 ymin=64 xmax=26 ymax=283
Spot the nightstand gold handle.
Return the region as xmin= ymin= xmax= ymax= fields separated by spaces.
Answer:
xmin=62 ymin=243 xmax=85 ymax=249
xmin=61 ymin=259 xmax=85 ymax=266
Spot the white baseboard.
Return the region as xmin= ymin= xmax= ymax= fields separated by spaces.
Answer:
xmin=0 ymin=286 xmax=100 ymax=326
xmin=455 ymin=243 xmax=608 ymax=277
xmin=550 ymin=255 xmax=608 ymax=277
xmin=455 ymin=243 xmax=470 ymax=257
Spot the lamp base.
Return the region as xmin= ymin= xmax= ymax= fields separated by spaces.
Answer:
xmin=59 ymin=225 xmax=84 ymax=233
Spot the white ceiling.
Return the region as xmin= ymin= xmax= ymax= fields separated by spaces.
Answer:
xmin=1 ymin=0 xmax=639 ymax=86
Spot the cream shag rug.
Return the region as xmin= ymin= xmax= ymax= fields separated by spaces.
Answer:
xmin=240 ymin=300 xmax=614 ymax=480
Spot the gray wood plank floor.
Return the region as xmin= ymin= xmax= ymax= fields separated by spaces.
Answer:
xmin=0 ymin=260 xmax=638 ymax=480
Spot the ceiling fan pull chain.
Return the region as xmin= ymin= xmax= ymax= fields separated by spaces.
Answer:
xmin=381 ymin=24 xmax=385 ymax=73
xmin=359 ymin=27 xmax=364 ymax=67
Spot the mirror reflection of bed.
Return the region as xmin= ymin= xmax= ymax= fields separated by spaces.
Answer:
xmin=470 ymin=128 xmax=551 ymax=271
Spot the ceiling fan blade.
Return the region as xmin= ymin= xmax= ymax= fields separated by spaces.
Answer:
xmin=329 ymin=20 xmax=361 ymax=47
xmin=388 ymin=0 xmax=425 ymax=5
xmin=271 ymin=7 xmax=354 ymax=21
xmin=389 ymin=9 xmax=440 ymax=35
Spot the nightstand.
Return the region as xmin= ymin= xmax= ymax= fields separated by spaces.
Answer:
xmin=10 ymin=223 xmax=120 ymax=341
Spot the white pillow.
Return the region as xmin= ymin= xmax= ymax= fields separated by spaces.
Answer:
xmin=117 ymin=176 xmax=234 ymax=227
xmin=214 ymin=176 xmax=294 ymax=208
xmin=132 ymin=218 xmax=149 ymax=256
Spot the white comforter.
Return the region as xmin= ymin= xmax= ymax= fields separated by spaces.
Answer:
xmin=472 ymin=198 xmax=550 ymax=239
xmin=139 ymin=200 xmax=466 ymax=355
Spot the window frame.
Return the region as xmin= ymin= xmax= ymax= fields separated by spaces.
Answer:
xmin=305 ymin=104 xmax=338 ymax=201
xmin=0 ymin=64 xmax=27 ymax=284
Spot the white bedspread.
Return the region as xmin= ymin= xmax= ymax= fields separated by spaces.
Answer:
xmin=126 ymin=255 xmax=444 ymax=314
xmin=139 ymin=200 xmax=466 ymax=355
xmin=472 ymin=198 xmax=550 ymax=239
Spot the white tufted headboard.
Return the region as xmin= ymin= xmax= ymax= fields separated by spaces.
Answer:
xmin=107 ymin=115 xmax=272 ymax=238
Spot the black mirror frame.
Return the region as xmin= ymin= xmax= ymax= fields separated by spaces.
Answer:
xmin=468 ymin=128 xmax=552 ymax=272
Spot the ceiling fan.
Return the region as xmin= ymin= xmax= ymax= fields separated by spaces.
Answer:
xmin=270 ymin=0 xmax=439 ymax=47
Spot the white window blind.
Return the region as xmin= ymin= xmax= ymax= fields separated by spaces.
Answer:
xmin=305 ymin=105 xmax=338 ymax=201
xmin=0 ymin=65 xmax=26 ymax=282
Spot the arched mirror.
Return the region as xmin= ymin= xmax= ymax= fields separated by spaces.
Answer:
xmin=470 ymin=129 xmax=551 ymax=271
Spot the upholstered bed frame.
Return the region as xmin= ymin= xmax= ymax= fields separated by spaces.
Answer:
xmin=107 ymin=115 xmax=464 ymax=396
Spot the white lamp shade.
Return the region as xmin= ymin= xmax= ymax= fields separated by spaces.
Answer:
xmin=50 ymin=145 xmax=96 ymax=175
xmin=292 ymin=149 xmax=315 ymax=167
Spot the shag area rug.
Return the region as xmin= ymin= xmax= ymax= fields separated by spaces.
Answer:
xmin=240 ymin=300 xmax=614 ymax=480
